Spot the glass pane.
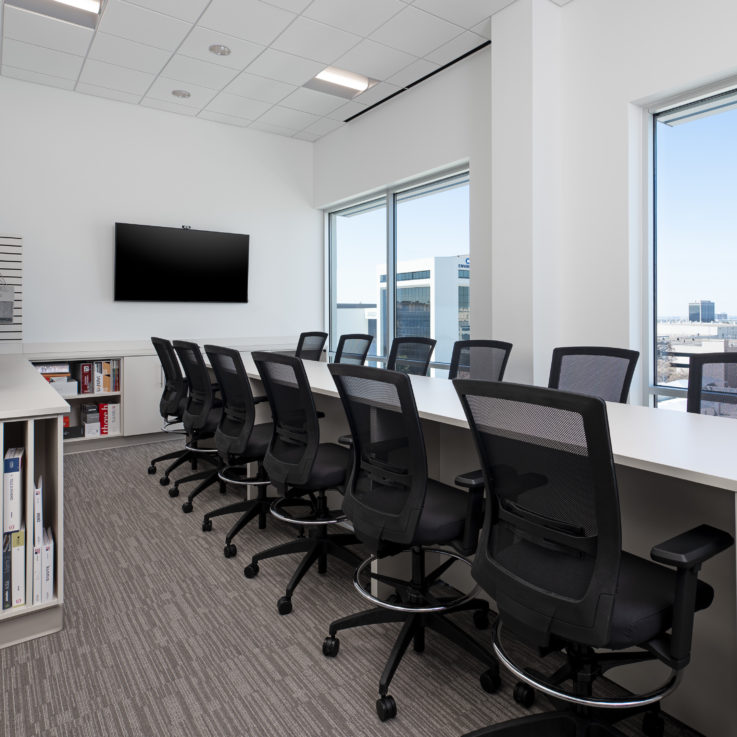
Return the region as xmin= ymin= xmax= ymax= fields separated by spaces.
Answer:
xmin=331 ymin=200 xmax=385 ymax=357
xmin=655 ymin=96 xmax=737 ymax=391
xmin=392 ymin=176 xmax=470 ymax=365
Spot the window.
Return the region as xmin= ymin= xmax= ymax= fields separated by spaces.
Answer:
xmin=328 ymin=170 xmax=470 ymax=367
xmin=653 ymin=90 xmax=737 ymax=409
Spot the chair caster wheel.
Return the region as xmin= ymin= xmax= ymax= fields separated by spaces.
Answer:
xmin=480 ymin=668 xmax=501 ymax=694
xmin=244 ymin=562 xmax=259 ymax=578
xmin=322 ymin=636 xmax=340 ymax=657
xmin=202 ymin=518 xmax=212 ymax=532
xmin=182 ymin=501 xmax=193 ymax=514
xmin=376 ymin=695 xmax=397 ymax=721
xmin=643 ymin=712 xmax=665 ymax=737
xmin=473 ymin=609 xmax=490 ymax=630
xmin=168 ymin=486 xmax=179 ymax=498
xmin=147 ymin=465 xmax=156 ymax=475
xmin=224 ymin=544 xmax=236 ymax=558
xmin=277 ymin=596 xmax=292 ymax=615
xmin=513 ymin=682 xmax=535 ymax=708
xmin=160 ymin=476 xmax=170 ymax=486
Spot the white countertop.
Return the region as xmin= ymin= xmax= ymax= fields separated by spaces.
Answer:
xmin=241 ymin=353 xmax=737 ymax=494
xmin=0 ymin=355 xmax=70 ymax=420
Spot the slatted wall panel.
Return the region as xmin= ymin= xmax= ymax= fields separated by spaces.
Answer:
xmin=0 ymin=236 xmax=23 ymax=343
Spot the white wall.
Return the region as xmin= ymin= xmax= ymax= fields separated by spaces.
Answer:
xmin=314 ymin=48 xmax=493 ymax=344
xmin=0 ymin=76 xmax=321 ymax=345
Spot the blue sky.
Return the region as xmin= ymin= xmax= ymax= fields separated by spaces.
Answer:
xmin=656 ymin=105 xmax=737 ymax=317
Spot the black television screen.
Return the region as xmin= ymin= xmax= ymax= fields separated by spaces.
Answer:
xmin=114 ymin=223 xmax=249 ymax=303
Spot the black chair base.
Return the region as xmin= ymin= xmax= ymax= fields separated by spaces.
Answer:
xmin=462 ymin=711 xmax=629 ymax=737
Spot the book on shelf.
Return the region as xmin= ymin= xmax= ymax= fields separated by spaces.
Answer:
xmin=35 ymin=363 xmax=69 ymax=374
xmin=72 ymin=362 xmax=93 ymax=394
xmin=83 ymin=422 xmax=100 ymax=438
xmin=3 ymin=447 xmax=24 ymax=532
xmin=33 ymin=545 xmax=42 ymax=605
xmin=33 ymin=477 xmax=43 ymax=549
xmin=42 ymin=528 xmax=54 ymax=603
xmin=11 ymin=525 xmax=24 ymax=607
xmin=63 ymin=426 xmax=84 ymax=440
xmin=42 ymin=372 xmax=71 ymax=383
xmin=108 ymin=403 xmax=120 ymax=435
xmin=99 ymin=403 xmax=108 ymax=436
xmin=80 ymin=404 xmax=99 ymax=423
xmin=52 ymin=380 xmax=79 ymax=398
xmin=2 ymin=533 xmax=9 ymax=609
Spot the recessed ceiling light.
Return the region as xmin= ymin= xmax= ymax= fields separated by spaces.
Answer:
xmin=172 ymin=89 xmax=191 ymax=99
xmin=5 ymin=0 xmax=101 ymax=28
xmin=209 ymin=44 xmax=231 ymax=57
xmin=303 ymin=66 xmax=376 ymax=100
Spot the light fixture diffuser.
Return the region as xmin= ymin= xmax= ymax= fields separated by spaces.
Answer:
xmin=5 ymin=0 xmax=101 ymax=28
xmin=52 ymin=0 xmax=100 ymax=12
xmin=303 ymin=66 xmax=376 ymax=100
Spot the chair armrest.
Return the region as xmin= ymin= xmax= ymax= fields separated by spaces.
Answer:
xmin=454 ymin=469 xmax=484 ymax=489
xmin=337 ymin=434 xmax=354 ymax=447
xmin=457 ymin=486 xmax=484 ymax=555
xmin=253 ymin=394 xmax=268 ymax=404
xmin=651 ymin=524 xmax=733 ymax=569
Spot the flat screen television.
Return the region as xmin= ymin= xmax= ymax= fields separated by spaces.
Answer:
xmin=114 ymin=223 xmax=249 ymax=303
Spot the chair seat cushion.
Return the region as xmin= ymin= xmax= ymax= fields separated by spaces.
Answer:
xmin=413 ymin=480 xmax=467 ymax=545
xmin=608 ymin=552 xmax=714 ymax=648
xmin=299 ymin=443 xmax=350 ymax=491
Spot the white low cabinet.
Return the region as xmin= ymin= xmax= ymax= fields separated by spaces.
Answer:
xmin=122 ymin=355 xmax=164 ymax=436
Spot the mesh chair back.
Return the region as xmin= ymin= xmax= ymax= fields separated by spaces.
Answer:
xmin=386 ymin=336 xmax=436 ymax=376
xmin=205 ymin=345 xmax=257 ymax=460
xmin=295 ymin=331 xmax=327 ymax=361
xmin=548 ymin=346 xmax=639 ymax=403
xmin=151 ymin=337 xmax=187 ymax=418
xmin=252 ymin=351 xmax=319 ymax=487
xmin=330 ymin=364 xmax=427 ymax=549
xmin=172 ymin=341 xmax=215 ymax=433
xmin=687 ymin=352 xmax=737 ymax=417
xmin=334 ymin=333 xmax=374 ymax=365
xmin=449 ymin=339 xmax=513 ymax=381
xmin=455 ymin=380 xmax=622 ymax=648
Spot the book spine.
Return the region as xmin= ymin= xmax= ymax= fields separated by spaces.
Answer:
xmin=42 ymin=529 xmax=54 ymax=603
xmin=81 ymin=363 xmax=92 ymax=394
xmin=11 ymin=526 xmax=24 ymax=607
xmin=33 ymin=480 xmax=43 ymax=548
xmin=109 ymin=403 xmax=120 ymax=435
xmin=35 ymin=363 xmax=70 ymax=373
xmin=3 ymin=448 xmax=23 ymax=532
xmin=33 ymin=547 xmax=42 ymax=605
xmin=2 ymin=533 xmax=10 ymax=609
xmin=94 ymin=361 xmax=103 ymax=393
xmin=99 ymin=403 xmax=109 ymax=436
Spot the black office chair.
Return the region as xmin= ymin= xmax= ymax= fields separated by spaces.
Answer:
xmin=168 ymin=341 xmax=223 ymax=509
xmin=386 ymin=336 xmax=436 ymax=376
xmin=147 ymin=337 xmax=190 ymax=485
xmin=686 ymin=352 xmax=737 ymax=416
xmin=449 ymin=339 xmax=513 ymax=381
xmin=197 ymin=345 xmax=279 ymax=558
xmin=549 ymin=346 xmax=639 ymax=403
xmin=242 ymin=352 xmax=361 ymax=614
xmin=295 ymin=331 xmax=328 ymax=361
xmin=322 ymin=364 xmax=500 ymax=722
xmin=333 ymin=333 xmax=373 ymax=365
xmin=454 ymin=379 xmax=733 ymax=737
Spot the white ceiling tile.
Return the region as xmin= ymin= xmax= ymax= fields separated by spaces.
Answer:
xmin=472 ymin=18 xmax=492 ymax=40
xmin=271 ymin=17 xmax=361 ymax=65
xmin=249 ymin=120 xmax=299 ymax=136
xmin=353 ymin=80 xmax=400 ymax=106
xmin=177 ymin=27 xmax=264 ymax=70
xmin=97 ymin=0 xmax=190 ymax=51
xmin=261 ymin=0 xmax=312 ymax=11
xmin=162 ymin=54 xmax=237 ymax=90
xmin=3 ymin=6 xmax=93 ymax=56
xmin=225 ymin=72 xmax=295 ymax=103
xmin=324 ymin=99 xmax=368 ymax=121
xmin=303 ymin=0 xmax=405 ymax=36
xmin=370 ymin=6 xmax=462 ymax=57
xmin=412 ymin=0 xmax=515 ymax=28
xmin=386 ymin=57 xmax=438 ymax=88
xmin=280 ymin=87 xmax=344 ymax=115
xmin=425 ymin=30 xmax=487 ymax=66
xmin=141 ymin=98 xmax=198 ymax=116
xmin=146 ymin=76 xmax=218 ymax=107
xmin=123 ymin=0 xmax=211 ymax=23
xmin=198 ymin=110 xmax=252 ymax=127
xmin=76 ymin=81 xmax=142 ymax=103
xmin=245 ymin=49 xmax=323 ymax=86
xmin=198 ymin=0 xmax=295 ymax=46
xmin=302 ymin=116 xmax=343 ymax=136
xmin=87 ymin=32 xmax=171 ymax=74
xmin=2 ymin=38 xmax=83 ymax=80
xmin=256 ymin=105 xmax=319 ymax=130
xmin=1 ymin=64 xmax=75 ymax=90
xmin=293 ymin=130 xmax=321 ymax=142
xmin=334 ymin=39 xmax=415 ymax=81
xmin=204 ymin=91 xmax=272 ymax=119
xmin=77 ymin=58 xmax=155 ymax=94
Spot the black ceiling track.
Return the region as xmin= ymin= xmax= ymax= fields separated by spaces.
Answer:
xmin=344 ymin=40 xmax=491 ymax=124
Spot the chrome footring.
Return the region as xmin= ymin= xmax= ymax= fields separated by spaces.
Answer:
xmin=217 ymin=465 xmax=271 ymax=486
xmin=269 ymin=497 xmax=347 ymax=526
xmin=184 ymin=443 xmax=219 ymax=454
xmin=162 ymin=420 xmax=186 ymax=435
xmin=353 ymin=548 xmax=480 ymax=614
xmin=492 ymin=622 xmax=681 ymax=709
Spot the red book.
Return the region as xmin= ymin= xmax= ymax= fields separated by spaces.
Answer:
xmin=99 ymin=403 xmax=109 ymax=436
xmin=77 ymin=362 xmax=92 ymax=394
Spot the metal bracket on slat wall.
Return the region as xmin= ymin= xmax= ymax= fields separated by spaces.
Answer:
xmin=0 ymin=236 xmax=23 ymax=343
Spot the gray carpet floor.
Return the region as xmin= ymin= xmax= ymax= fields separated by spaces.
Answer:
xmin=0 ymin=440 xmax=703 ymax=737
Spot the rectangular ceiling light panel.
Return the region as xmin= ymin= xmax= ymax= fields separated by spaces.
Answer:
xmin=6 ymin=0 xmax=101 ymax=29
